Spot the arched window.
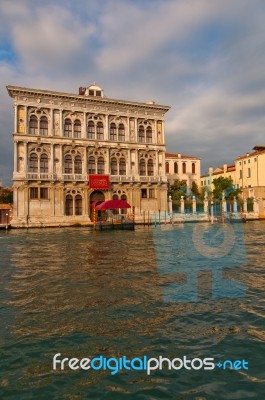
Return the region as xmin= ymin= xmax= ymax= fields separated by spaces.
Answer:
xmin=174 ymin=162 xmax=178 ymax=174
xmin=110 ymin=123 xmax=117 ymax=141
xmin=118 ymin=124 xmax=125 ymax=141
xmin=64 ymin=155 xmax=72 ymax=174
xmin=146 ymin=126 xmax=152 ymax=143
xmin=192 ymin=163 xmax=195 ymax=174
xmin=121 ymin=194 xmax=127 ymax=214
xmin=88 ymin=156 xmax=96 ymax=174
xmin=29 ymin=115 xmax=38 ymax=135
xmin=110 ymin=158 xmax=117 ymax=175
xmin=74 ymin=155 xmax=82 ymax=174
xmin=119 ymin=158 xmax=126 ymax=175
xmin=112 ymin=194 xmax=119 ymax=200
xmin=182 ymin=162 xmax=186 ymax=174
xmin=165 ymin=162 xmax=169 ymax=174
xmin=97 ymin=157 xmax=105 ymax=174
xmin=40 ymin=153 xmax=48 ymax=173
xmin=75 ymin=194 xmax=82 ymax=215
xmin=29 ymin=153 xmax=38 ymax=172
xmin=97 ymin=122 xmax=104 ymax=140
xmin=139 ymin=159 xmax=146 ymax=176
xmin=64 ymin=119 xmax=72 ymax=137
xmin=147 ymin=159 xmax=154 ymax=176
xmin=87 ymin=121 xmax=95 ymax=139
xmin=74 ymin=120 xmax=81 ymax=138
xmin=138 ymin=125 xmax=145 ymax=142
xmin=40 ymin=116 xmax=48 ymax=136
xmin=66 ymin=195 xmax=73 ymax=216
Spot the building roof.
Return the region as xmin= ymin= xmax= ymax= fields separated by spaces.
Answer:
xmin=165 ymin=152 xmax=200 ymax=160
xmin=6 ymin=85 xmax=170 ymax=112
xmin=236 ymin=147 xmax=265 ymax=160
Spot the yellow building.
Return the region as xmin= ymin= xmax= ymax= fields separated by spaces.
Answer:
xmin=7 ymin=84 xmax=170 ymax=227
xmin=201 ymin=164 xmax=236 ymax=191
xmin=165 ymin=152 xmax=201 ymax=188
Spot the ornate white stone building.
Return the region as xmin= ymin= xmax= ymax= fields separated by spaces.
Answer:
xmin=7 ymin=84 xmax=170 ymax=227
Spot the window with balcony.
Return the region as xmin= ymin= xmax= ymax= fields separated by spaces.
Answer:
xmin=110 ymin=123 xmax=117 ymax=141
xmin=75 ymin=195 xmax=82 ymax=215
xmin=29 ymin=153 xmax=38 ymax=172
xmin=97 ymin=122 xmax=104 ymax=140
xmin=40 ymin=116 xmax=48 ymax=136
xmin=138 ymin=125 xmax=145 ymax=142
xmin=147 ymin=159 xmax=154 ymax=176
xmin=29 ymin=115 xmax=38 ymax=135
xmin=119 ymin=158 xmax=126 ymax=175
xmin=87 ymin=121 xmax=95 ymax=139
xmin=74 ymin=119 xmax=81 ymax=138
xmin=66 ymin=195 xmax=73 ymax=215
xmin=97 ymin=157 xmax=105 ymax=174
xmin=118 ymin=124 xmax=125 ymax=142
xmin=64 ymin=119 xmax=72 ymax=137
xmin=64 ymin=155 xmax=72 ymax=174
xmin=139 ymin=159 xmax=146 ymax=176
xmin=88 ymin=156 xmax=96 ymax=174
xmin=40 ymin=153 xmax=48 ymax=173
xmin=74 ymin=155 xmax=82 ymax=174
xmin=146 ymin=126 xmax=152 ymax=143
xmin=111 ymin=158 xmax=118 ymax=175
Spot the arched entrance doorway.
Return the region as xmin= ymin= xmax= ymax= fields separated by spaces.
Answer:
xmin=89 ymin=190 xmax=105 ymax=220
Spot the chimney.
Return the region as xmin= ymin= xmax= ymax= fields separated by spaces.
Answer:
xmin=223 ymin=163 xmax=227 ymax=172
xmin=209 ymin=166 xmax=213 ymax=174
xmin=79 ymin=87 xmax=85 ymax=95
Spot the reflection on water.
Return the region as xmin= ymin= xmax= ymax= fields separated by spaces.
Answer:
xmin=0 ymin=222 xmax=265 ymax=399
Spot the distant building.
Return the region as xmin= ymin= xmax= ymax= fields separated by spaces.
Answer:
xmin=7 ymin=83 xmax=170 ymax=227
xmin=201 ymin=164 xmax=236 ymax=191
xmin=165 ymin=152 xmax=201 ymax=189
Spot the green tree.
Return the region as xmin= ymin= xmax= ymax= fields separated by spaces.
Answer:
xmin=0 ymin=188 xmax=13 ymax=204
xmin=212 ymin=177 xmax=241 ymax=200
xmin=169 ymin=180 xmax=187 ymax=201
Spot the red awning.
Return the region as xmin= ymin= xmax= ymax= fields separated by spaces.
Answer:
xmin=95 ymin=200 xmax=131 ymax=210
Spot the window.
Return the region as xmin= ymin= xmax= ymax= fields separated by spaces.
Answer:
xmin=119 ymin=158 xmax=126 ymax=175
xmin=30 ymin=187 xmax=38 ymax=199
xmin=192 ymin=163 xmax=195 ymax=174
xmin=165 ymin=162 xmax=169 ymax=174
xmin=40 ymin=116 xmax=48 ymax=135
xmin=74 ymin=120 xmax=81 ymax=138
xmin=29 ymin=153 xmax=38 ymax=172
xmin=66 ymin=195 xmax=73 ymax=215
xmin=141 ymin=188 xmax=147 ymax=198
xmin=239 ymin=170 xmax=242 ymax=179
xmin=29 ymin=115 xmax=38 ymax=135
xmin=40 ymin=153 xmax=48 ymax=173
xmin=64 ymin=155 xmax=72 ymax=174
xmin=87 ymin=121 xmax=95 ymax=139
xmin=40 ymin=188 xmax=48 ymax=199
xmin=139 ymin=159 xmax=146 ymax=176
xmin=74 ymin=155 xmax=82 ymax=174
xmin=118 ymin=124 xmax=125 ymax=141
xmin=111 ymin=158 xmax=117 ymax=175
xmin=147 ymin=159 xmax=154 ymax=176
xmin=110 ymin=123 xmax=117 ymax=140
xmin=254 ymin=158 xmax=257 ymax=162
xmin=149 ymin=188 xmax=155 ymax=198
xmin=88 ymin=156 xmax=96 ymax=174
xmin=64 ymin=119 xmax=72 ymax=137
xmin=244 ymin=160 xmax=246 ymax=164
xmin=138 ymin=125 xmax=145 ymax=142
xmin=182 ymin=162 xmax=186 ymax=174
xmin=248 ymin=168 xmax=251 ymax=178
xmin=97 ymin=157 xmax=105 ymax=174
xmin=121 ymin=194 xmax=128 ymax=214
xmin=248 ymin=159 xmax=250 ymax=163
xmin=146 ymin=127 xmax=152 ymax=143
xmin=174 ymin=162 xmax=178 ymax=174
xmin=75 ymin=195 xmax=82 ymax=215
xmin=97 ymin=122 xmax=104 ymax=140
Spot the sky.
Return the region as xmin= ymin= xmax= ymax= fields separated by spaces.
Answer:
xmin=1 ymin=0 xmax=265 ymax=185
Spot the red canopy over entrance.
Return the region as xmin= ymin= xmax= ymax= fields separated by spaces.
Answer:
xmin=95 ymin=200 xmax=131 ymax=210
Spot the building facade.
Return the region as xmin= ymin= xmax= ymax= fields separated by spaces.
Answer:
xmin=165 ymin=152 xmax=201 ymax=188
xmin=7 ymin=84 xmax=170 ymax=227
xmin=201 ymin=164 xmax=236 ymax=192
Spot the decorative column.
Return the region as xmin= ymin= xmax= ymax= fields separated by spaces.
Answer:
xmin=14 ymin=141 xmax=18 ymax=173
xmin=59 ymin=110 xmax=63 ymax=136
xmin=83 ymin=146 xmax=87 ymax=176
xmin=50 ymin=143 xmax=54 ymax=175
xmin=204 ymin=193 xmax=208 ymax=213
xmin=233 ymin=197 xmax=238 ymax=213
xmin=14 ymin=104 xmax=18 ymax=133
xmin=180 ymin=196 xmax=185 ymax=214
xmin=105 ymin=147 xmax=110 ymax=174
xmin=83 ymin=112 xmax=86 ymax=138
xmin=24 ymin=142 xmax=28 ymax=173
xmin=50 ymin=109 xmax=54 ymax=136
xmin=192 ymin=195 xmax=196 ymax=213
xmin=105 ymin=114 xmax=109 ymax=141
xmin=24 ymin=105 xmax=28 ymax=134
xmin=127 ymin=149 xmax=131 ymax=177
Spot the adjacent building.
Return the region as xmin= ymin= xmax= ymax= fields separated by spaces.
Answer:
xmin=201 ymin=164 xmax=236 ymax=192
xmin=7 ymin=84 xmax=170 ymax=227
xmin=165 ymin=152 xmax=201 ymax=188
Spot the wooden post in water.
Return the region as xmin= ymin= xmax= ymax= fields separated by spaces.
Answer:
xmin=93 ymin=207 xmax=97 ymax=230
